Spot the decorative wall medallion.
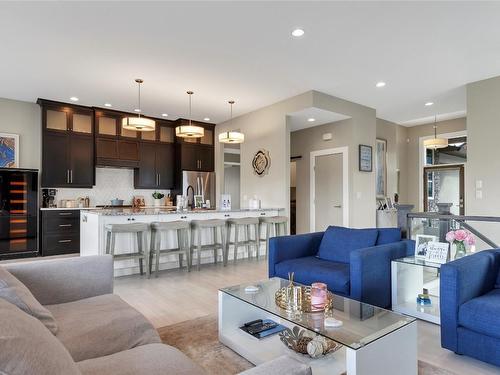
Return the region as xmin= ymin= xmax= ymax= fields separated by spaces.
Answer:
xmin=252 ymin=149 xmax=271 ymax=176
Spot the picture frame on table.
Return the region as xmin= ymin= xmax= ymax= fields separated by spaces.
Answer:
xmin=425 ymin=241 xmax=450 ymax=264
xmin=415 ymin=234 xmax=438 ymax=259
xmin=359 ymin=144 xmax=372 ymax=172
xmin=0 ymin=132 xmax=19 ymax=168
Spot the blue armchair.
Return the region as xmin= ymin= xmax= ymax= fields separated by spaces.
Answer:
xmin=268 ymin=226 xmax=414 ymax=309
xmin=440 ymin=249 xmax=500 ymax=367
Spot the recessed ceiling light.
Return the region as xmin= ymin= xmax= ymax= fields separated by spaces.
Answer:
xmin=425 ymin=102 xmax=434 ymax=106
xmin=291 ymin=28 xmax=305 ymax=37
xmin=70 ymin=97 xmax=79 ymax=102
xmin=104 ymin=103 xmax=112 ymax=107
xmin=307 ymin=118 xmax=316 ymax=122
xmin=204 ymin=117 xmax=210 ymax=121
xmin=161 ymin=113 xmax=168 ymax=117
xmin=134 ymin=108 xmax=141 ymax=112
xmin=376 ymin=81 xmax=386 ymax=88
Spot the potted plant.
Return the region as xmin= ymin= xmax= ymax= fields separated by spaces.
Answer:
xmin=446 ymin=229 xmax=475 ymax=260
xmin=152 ymin=191 xmax=165 ymax=207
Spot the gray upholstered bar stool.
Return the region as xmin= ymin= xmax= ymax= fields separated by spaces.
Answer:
xmin=226 ymin=217 xmax=260 ymax=262
xmin=259 ymin=216 xmax=288 ymax=258
xmin=190 ymin=219 xmax=228 ymax=271
xmin=105 ymin=222 xmax=150 ymax=277
xmin=149 ymin=221 xmax=191 ymax=276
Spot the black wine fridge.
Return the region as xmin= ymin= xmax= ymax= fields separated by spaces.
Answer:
xmin=0 ymin=168 xmax=39 ymax=259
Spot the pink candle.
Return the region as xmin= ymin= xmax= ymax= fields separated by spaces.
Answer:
xmin=311 ymin=282 xmax=327 ymax=309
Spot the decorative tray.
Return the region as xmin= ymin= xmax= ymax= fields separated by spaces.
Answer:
xmin=275 ymin=285 xmax=334 ymax=313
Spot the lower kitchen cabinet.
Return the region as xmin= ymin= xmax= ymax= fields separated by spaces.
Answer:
xmin=41 ymin=210 xmax=80 ymax=256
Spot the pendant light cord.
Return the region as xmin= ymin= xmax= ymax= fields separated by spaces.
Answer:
xmin=138 ymin=81 xmax=141 ymax=118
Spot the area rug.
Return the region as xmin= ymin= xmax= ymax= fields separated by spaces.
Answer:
xmin=158 ymin=314 xmax=457 ymax=375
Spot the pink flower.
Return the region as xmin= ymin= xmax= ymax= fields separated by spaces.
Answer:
xmin=445 ymin=231 xmax=455 ymax=242
xmin=466 ymin=233 xmax=476 ymax=246
xmin=454 ymin=229 xmax=468 ymax=242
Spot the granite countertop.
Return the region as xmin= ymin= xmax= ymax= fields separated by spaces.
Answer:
xmin=83 ymin=207 xmax=283 ymax=216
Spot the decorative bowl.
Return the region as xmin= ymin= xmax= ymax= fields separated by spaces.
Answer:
xmin=279 ymin=326 xmax=342 ymax=358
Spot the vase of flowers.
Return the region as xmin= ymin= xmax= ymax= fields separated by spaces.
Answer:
xmin=152 ymin=191 xmax=165 ymax=207
xmin=446 ymin=229 xmax=475 ymax=260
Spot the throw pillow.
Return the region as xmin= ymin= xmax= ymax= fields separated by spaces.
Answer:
xmin=0 ymin=299 xmax=80 ymax=375
xmin=0 ymin=266 xmax=58 ymax=334
xmin=376 ymin=227 xmax=402 ymax=245
xmin=317 ymin=226 xmax=379 ymax=263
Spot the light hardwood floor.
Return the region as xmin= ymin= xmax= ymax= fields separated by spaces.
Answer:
xmin=114 ymin=258 xmax=500 ymax=375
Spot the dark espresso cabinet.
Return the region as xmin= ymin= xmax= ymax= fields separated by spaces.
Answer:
xmin=39 ymin=99 xmax=95 ymax=188
xmin=178 ymin=143 xmax=214 ymax=172
xmin=41 ymin=209 xmax=80 ymax=256
xmin=134 ymin=143 xmax=174 ymax=189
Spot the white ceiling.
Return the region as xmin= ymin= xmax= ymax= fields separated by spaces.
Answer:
xmin=287 ymin=107 xmax=350 ymax=132
xmin=1 ymin=2 xmax=500 ymax=125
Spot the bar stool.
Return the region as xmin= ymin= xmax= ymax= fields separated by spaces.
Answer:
xmin=259 ymin=216 xmax=288 ymax=258
xmin=149 ymin=221 xmax=191 ymax=277
xmin=105 ymin=222 xmax=150 ymax=277
xmin=190 ymin=219 xmax=228 ymax=271
xmin=226 ymin=217 xmax=260 ymax=261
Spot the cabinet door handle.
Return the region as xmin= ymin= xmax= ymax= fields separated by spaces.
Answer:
xmin=59 ymin=224 xmax=72 ymax=227
xmin=59 ymin=212 xmax=73 ymax=216
xmin=158 ymin=173 xmax=160 ymax=186
xmin=58 ymin=239 xmax=72 ymax=243
xmin=70 ymin=169 xmax=73 ymax=184
xmin=67 ymin=169 xmax=70 ymax=184
xmin=200 ymin=160 xmax=202 ymax=169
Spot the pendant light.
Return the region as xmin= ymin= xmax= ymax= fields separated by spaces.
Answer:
xmin=175 ymin=91 xmax=204 ymax=138
xmin=219 ymin=100 xmax=244 ymax=144
xmin=122 ymin=79 xmax=155 ymax=132
xmin=423 ymin=115 xmax=448 ymax=149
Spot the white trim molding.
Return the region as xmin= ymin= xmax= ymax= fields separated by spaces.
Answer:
xmin=310 ymin=146 xmax=349 ymax=232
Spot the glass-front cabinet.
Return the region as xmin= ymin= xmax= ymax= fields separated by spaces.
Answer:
xmin=391 ymin=256 xmax=441 ymax=324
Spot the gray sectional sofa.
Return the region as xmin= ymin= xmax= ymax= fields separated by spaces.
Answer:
xmin=0 ymin=255 xmax=205 ymax=375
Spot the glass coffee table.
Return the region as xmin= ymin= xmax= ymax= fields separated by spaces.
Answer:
xmin=219 ymin=277 xmax=417 ymax=375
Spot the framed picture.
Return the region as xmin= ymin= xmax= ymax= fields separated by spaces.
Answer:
xmin=425 ymin=241 xmax=450 ymax=264
xmin=0 ymin=133 xmax=19 ymax=168
xmin=194 ymin=195 xmax=204 ymax=208
xmin=375 ymin=138 xmax=387 ymax=198
xmin=415 ymin=234 xmax=438 ymax=259
xmin=359 ymin=144 xmax=372 ymax=172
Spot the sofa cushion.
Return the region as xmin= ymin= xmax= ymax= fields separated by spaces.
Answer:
xmin=0 ymin=298 xmax=80 ymax=375
xmin=376 ymin=228 xmax=401 ymax=245
xmin=458 ymin=288 xmax=500 ymax=340
xmin=46 ymin=294 xmax=161 ymax=362
xmin=77 ymin=343 xmax=205 ymax=375
xmin=317 ymin=226 xmax=379 ymax=263
xmin=274 ymin=256 xmax=350 ymax=295
xmin=0 ymin=265 xmax=58 ymax=334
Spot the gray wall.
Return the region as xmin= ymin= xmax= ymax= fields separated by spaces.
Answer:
xmin=0 ymin=98 xmax=40 ymax=169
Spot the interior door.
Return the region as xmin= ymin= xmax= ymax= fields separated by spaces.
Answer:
xmin=423 ymin=165 xmax=464 ymax=215
xmin=314 ymin=153 xmax=343 ymax=231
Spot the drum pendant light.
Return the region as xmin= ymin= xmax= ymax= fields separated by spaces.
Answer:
xmin=218 ymin=100 xmax=244 ymax=144
xmin=423 ymin=115 xmax=448 ymax=149
xmin=122 ymin=79 xmax=155 ymax=132
xmin=175 ymin=91 xmax=204 ymax=138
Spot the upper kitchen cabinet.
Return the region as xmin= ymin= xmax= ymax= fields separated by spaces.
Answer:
xmin=94 ymin=109 xmax=140 ymax=168
xmin=134 ymin=143 xmax=175 ymax=189
xmin=175 ymin=119 xmax=215 ymax=172
xmin=38 ymin=99 xmax=95 ymax=188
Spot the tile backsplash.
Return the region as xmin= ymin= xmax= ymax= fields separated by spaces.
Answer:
xmin=55 ymin=168 xmax=170 ymax=206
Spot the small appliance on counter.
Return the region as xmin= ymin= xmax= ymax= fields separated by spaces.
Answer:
xmin=41 ymin=188 xmax=57 ymax=208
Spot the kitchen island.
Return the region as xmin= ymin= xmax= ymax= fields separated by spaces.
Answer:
xmin=80 ymin=208 xmax=283 ymax=276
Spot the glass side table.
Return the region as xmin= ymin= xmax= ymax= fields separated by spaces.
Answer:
xmin=391 ymin=256 xmax=442 ymax=325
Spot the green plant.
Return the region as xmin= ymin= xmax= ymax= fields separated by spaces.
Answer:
xmin=152 ymin=191 xmax=165 ymax=199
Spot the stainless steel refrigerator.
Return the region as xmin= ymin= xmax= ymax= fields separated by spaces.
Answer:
xmin=182 ymin=171 xmax=215 ymax=209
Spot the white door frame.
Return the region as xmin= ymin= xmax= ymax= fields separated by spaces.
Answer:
xmin=310 ymin=147 xmax=349 ymax=232
xmin=418 ymin=130 xmax=467 ymax=212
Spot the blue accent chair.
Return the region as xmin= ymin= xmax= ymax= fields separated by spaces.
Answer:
xmin=268 ymin=226 xmax=414 ymax=309
xmin=440 ymin=249 xmax=500 ymax=367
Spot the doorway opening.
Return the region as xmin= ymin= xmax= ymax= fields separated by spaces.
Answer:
xmin=423 ymin=164 xmax=464 ymax=215
xmin=310 ymin=147 xmax=349 ymax=232
xmin=223 ymin=143 xmax=240 ymax=209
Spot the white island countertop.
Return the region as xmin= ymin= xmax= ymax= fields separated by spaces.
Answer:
xmin=80 ymin=207 xmax=285 ymax=276
xmin=83 ymin=207 xmax=283 ymax=216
